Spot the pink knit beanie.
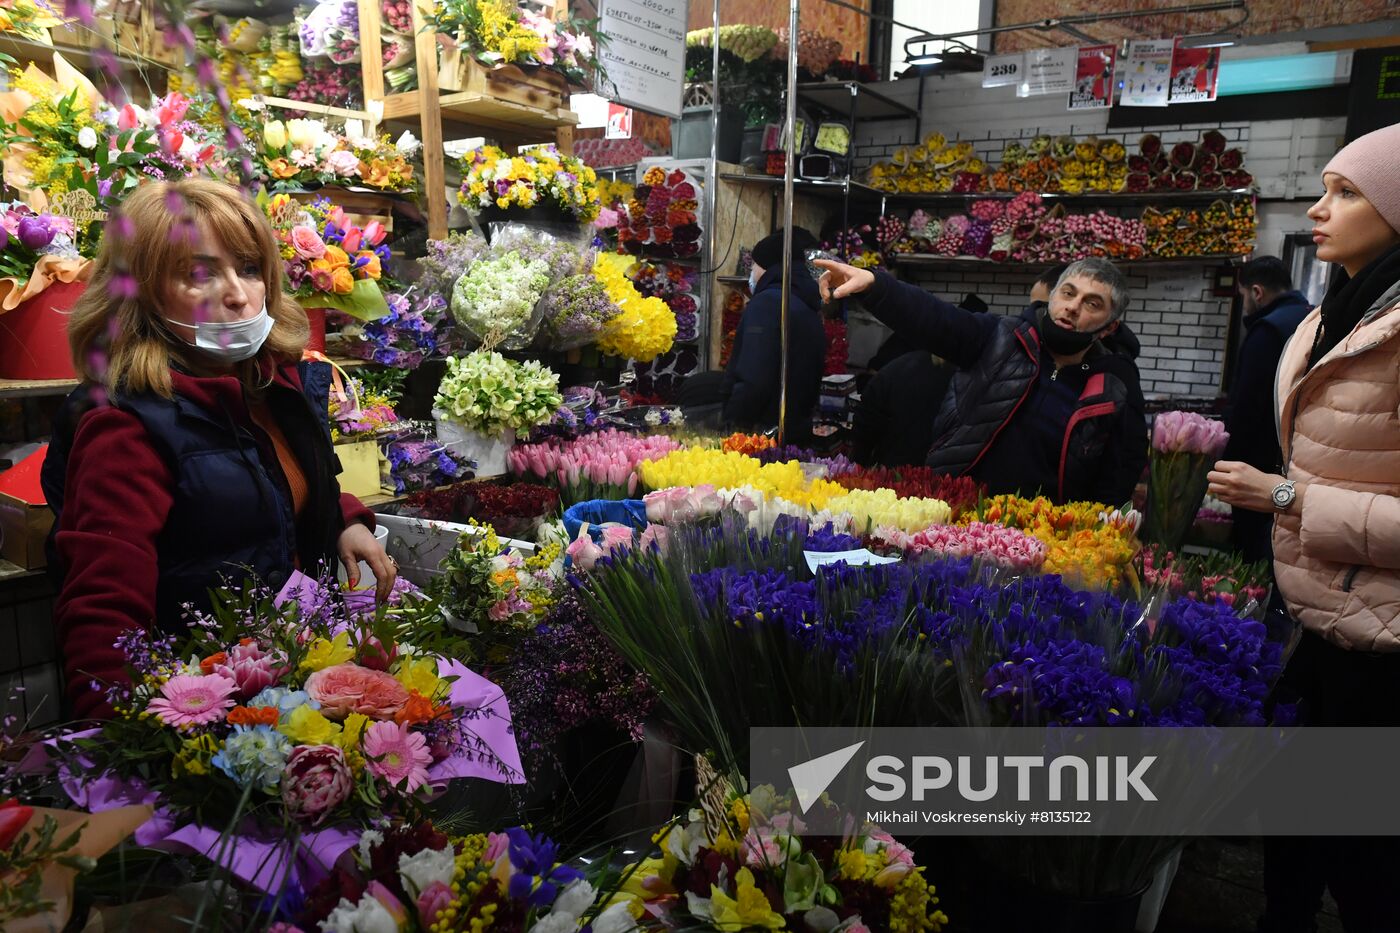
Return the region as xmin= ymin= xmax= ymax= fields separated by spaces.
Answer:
xmin=1324 ymin=122 xmax=1400 ymax=234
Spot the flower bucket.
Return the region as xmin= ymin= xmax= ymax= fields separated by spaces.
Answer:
xmin=0 ymin=279 xmax=84 ymax=380
xmin=433 ymin=411 xmax=515 ymax=477
xmin=304 ymin=307 xmax=328 ymax=353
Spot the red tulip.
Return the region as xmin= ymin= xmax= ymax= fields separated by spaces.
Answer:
xmin=362 ymin=220 xmax=386 ymax=247
xmin=117 ymin=103 xmax=142 ymax=131
xmin=0 ymin=799 xmax=34 ymax=850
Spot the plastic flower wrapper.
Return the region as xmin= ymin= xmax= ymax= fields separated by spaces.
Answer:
xmin=539 ymin=270 xmax=621 ymax=350
xmin=1144 ymin=411 xmax=1229 ymax=553
xmin=25 ymin=575 xmax=524 ymax=896
xmin=350 ymin=289 xmax=451 ymax=368
xmin=417 ymin=230 xmax=487 ymax=298
xmin=488 ymin=221 xmax=592 ymax=280
xmin=450 ymin=249 xmax=550 ymax=351
xmin=434 ymin=351 xmax=563 ymax=436
xmin=385 ymin=425 xmax=474 ymax=495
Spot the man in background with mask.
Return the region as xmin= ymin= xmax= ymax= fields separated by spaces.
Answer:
xmin=815 ymin=257 xmax=1147 ymax=505
xmin=720 ymin=228 xmax=826 ymax=444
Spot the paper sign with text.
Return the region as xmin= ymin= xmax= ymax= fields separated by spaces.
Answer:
xmin=1169 ymin=40 xmax=1222 ymax=104
xmin=1122 ymin=39 xmax=1175 ymax=107
xmin=598 ymin=0 xmax=688 ymax=119
xmin=1017 ymin=47 xmax=1077 ymax=98
xmin=983 ymin=52 xmax=1024 ymax=88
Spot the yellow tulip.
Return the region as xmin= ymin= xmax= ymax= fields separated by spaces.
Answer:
xmin=262 ymin=120 xmax=288 ymax=150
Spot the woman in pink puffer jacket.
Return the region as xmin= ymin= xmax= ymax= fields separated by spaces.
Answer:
xmin=1210 ymin=123 xmax=1400 ymax=932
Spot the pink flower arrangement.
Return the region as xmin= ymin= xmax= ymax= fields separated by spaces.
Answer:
xmin=644 ymin=484 xmax=724 ymax=524
xmin=362 ymin=720 xmax=433 ymax=792
xmin=1151 ymin=410 xmax=1229 ymax=456
xmin=509 ymin=430 xmax=683 ymax=506
xmin=305 ymin=663 xmax=411 ymax=720
xmin=879 ymin=521 xmax=1048 ymax=574
xmin=282 ymin=744 xmax=354 ymax=825
xmin=146 ymin=673 xmax=237 ymax=727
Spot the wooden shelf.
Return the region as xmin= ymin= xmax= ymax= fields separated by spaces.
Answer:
xmin=0 ymin=376 xmax=79 ymax=400
xmin=0 ymin=32 xmax=168 ymax=72
xmin=381 ymin=90 xmax=578 ymax=137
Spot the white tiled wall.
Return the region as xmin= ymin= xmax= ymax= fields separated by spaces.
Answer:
xmin=843 ymin=73 xmax=1346 ymax=397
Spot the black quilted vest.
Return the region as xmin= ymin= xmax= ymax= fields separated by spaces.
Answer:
xmin=43 ymin=361 xmax=342 ymax=631
xmin=927 ymin=318 xmax=1131 ymax=502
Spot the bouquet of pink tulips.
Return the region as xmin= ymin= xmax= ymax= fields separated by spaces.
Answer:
xmin=1145 ymin=411 xmax=1229 ymax=553
xmin=508 ymin=429 xmax=682 ymax=506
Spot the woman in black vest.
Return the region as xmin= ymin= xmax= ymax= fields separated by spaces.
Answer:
xmin=43 ymin=179 xmax=394 ymax=719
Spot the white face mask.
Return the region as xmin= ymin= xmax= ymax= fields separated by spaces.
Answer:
xmin=748 ymin=266 xmax=763 ymax=292
xmin=165 ymin=302 xmax=274 ymax=363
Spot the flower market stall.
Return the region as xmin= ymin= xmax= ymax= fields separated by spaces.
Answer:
xmin=0 ymin=0 xmax=1345 ymax=929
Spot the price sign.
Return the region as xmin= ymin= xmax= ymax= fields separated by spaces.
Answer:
xmin=598 ymin=0 xmax=688 ymax=119
xmin=983 ymin=53 xmax=1025 ymax=88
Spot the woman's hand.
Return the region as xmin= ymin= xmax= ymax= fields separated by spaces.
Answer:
xmin=337 ymin=522 xmax=397 ymax=603
xmin=813 ymin=258 xmax=876 ymax=302
xmin=1207 ymin=461 xmax=1301 ymax=513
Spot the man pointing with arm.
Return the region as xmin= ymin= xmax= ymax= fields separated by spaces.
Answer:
xmin=816 ymin=257 xmax=1147 ymax=505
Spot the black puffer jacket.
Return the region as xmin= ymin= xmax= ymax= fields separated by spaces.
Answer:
xmin=860 ymin=272 xmax=1148 ymax=504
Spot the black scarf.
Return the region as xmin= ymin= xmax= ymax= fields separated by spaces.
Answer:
xmin=1308 ymin=243 xmax=1400 ymax=368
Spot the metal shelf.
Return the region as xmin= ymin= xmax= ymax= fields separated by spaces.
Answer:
xmin=878 ymin=188 xmax=1257 ymax=206
xmin=891 ymin=253 xmax=1248 ymax=270
xmin=718 ymin=172 xmax=887 ymax=204
xmin=794 ymin=81 xmax=918 ymax=122
xmin=717 ymin=275 xmax=749 ymax=286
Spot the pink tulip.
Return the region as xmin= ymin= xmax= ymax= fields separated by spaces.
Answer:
xmin=117 ymin=103 xmax=142 ymax=130
xmin=363 ymin=220 xmax=386 ymax=247
xmin=341 ymin=228 xmax=362 ymax=254
xmin=157 ymin=92 xmax=189 ymax=127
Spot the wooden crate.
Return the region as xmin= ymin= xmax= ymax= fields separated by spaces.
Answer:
xmin=437 ymin=50 xmax=567 ymax=112
xmin=141 ymin=5 xmax=182 ymax=67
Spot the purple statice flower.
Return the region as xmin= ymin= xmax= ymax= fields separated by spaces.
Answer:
xmin=539 ymin=272 xmax=620 ymax=350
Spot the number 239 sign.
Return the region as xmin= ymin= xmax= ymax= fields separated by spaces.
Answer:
xmin=983 ymin=53 xmax=1023 ymax=88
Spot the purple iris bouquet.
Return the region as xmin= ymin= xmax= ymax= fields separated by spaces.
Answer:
xmin=384 ymin=426 xmax=474 ymax=494
xmin=349 ymin=290 xmax=452 ymax=367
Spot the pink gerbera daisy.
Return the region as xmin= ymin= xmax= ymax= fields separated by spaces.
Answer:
xmin=362 ymin=720 xmax=432 ymax=793
xmin=146 ymin=673 xmax=237 ymax=727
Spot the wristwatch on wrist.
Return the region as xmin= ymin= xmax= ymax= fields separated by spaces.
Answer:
xmin=1271 ymin=479 xmax=1298 ymax=512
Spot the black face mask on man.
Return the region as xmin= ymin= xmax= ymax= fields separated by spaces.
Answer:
xmin=1038 ymin=306 xmax=1107 ymax=356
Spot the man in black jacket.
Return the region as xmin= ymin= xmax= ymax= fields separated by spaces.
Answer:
xmin=721 ymin=229 xmax=827 ymax=443
xmin=816 ymin=257 xmax=1148 ymax=505
xmin=1222 ymin=256 xmax=1312 ymax=563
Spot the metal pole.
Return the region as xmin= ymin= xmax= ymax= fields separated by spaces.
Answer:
xmin=778 ymin=0 xmax=799 ymax=446
xmin=704 ymin=0 xmax=721 ymax=372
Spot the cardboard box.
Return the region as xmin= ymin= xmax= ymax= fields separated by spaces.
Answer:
xmin=0 ymin=446 xmax=52 ymax=570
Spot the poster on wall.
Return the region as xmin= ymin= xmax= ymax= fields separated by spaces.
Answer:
xmin=1122 ymin=39 xmax=1174 ymax=107
xmin=598 ymin=0 xmax=688 ymax=119
xmin=1068 ymin=45 xmax=1116 ymax=110
xmin=1017 ymin=47 xmax=1077 ymax=97
xmin=1168 ymin=40 xmax=1222 ymax=103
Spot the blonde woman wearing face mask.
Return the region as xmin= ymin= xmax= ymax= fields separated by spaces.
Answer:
xmin=41 ymin=179 xmax=395 ymax=721
xmin=1209 ymin=123 xmax=1400 ymax=932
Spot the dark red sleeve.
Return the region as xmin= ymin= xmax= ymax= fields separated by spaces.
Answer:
xmin=339 ymin=492 xmax=375 ymax=532
xmin=53 ymin=408 xmax=173 ymax=720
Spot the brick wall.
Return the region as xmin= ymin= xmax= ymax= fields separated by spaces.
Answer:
xmin=840 ymin=72 xmax=1343 ymax=398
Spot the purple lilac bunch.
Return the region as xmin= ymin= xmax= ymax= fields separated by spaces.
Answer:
xmin=539 ymin=272 xmax=620 ymax=350
xmin=495 ymin=591 xmax=656 ymax=774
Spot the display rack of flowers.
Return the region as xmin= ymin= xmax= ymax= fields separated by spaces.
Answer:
xmin=433 ymin=350 xmax=563 ymax=477
xmin=1144 ymin=197 xmax=1256 ymax=258
xmin=457 ymin=144 xmax=602 ymax=226
xmin=256 ymin=117 xmax=418 ymax=192
xmin=429 ymin=0 xmax=603 ymax=99
xmin=616 ymin=165 xmax=702 ymax=259
xmin=573 ymin=135 xmax=653 ymax=170
xmin=628 ymin=257 xmax=699 ymax=342
xmin=867 ymin=131 xmax=987 ymax=194
xmin=299 ymin=0 xmax=361 ymax=65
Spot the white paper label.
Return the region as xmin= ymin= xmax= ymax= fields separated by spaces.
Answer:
xmin=983 ymin=52 xmax=1024 ymax=88
xmin=804 ymin=549 xmax=901 ymax=574
xmin=1017 ymin=47 xmax=1077 ymax=97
